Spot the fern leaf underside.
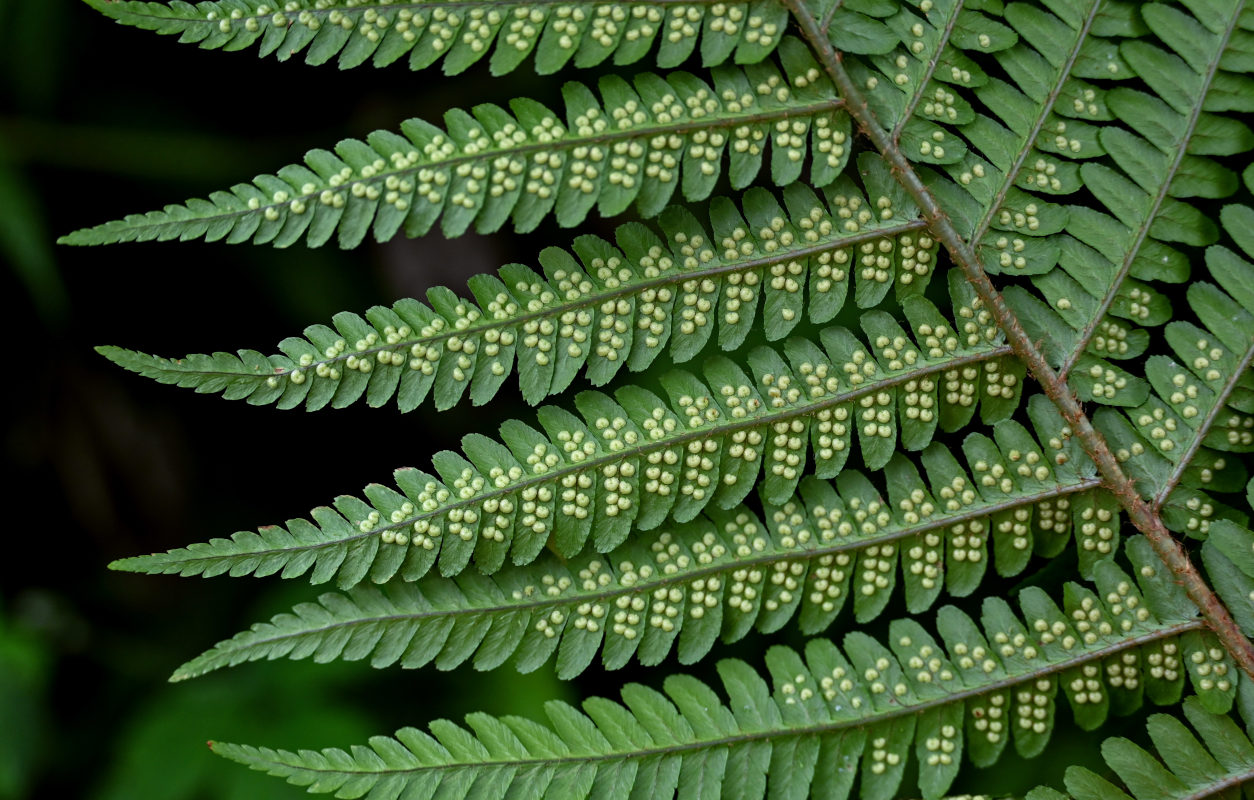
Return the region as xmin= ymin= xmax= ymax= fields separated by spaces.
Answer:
xmin=78 ymin=0 xmax=1254 ymax=800
xmin=210 ymin=547 xmax=1234 ymax=800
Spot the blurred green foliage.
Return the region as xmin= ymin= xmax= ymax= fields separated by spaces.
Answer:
xmin=0 ymin=602 xmax=48 ymax=799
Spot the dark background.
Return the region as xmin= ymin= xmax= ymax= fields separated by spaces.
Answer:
xmin=0 ymin=2 xmax=1146 ymax=797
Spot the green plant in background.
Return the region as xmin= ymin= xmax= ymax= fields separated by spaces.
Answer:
xmin=0 ymin=602 xmax=48 ymax=800
xmin=64 ymin=0 xmax=1254 ymax=798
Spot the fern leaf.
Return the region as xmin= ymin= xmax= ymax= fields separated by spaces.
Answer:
xmin=1146 ymin=205 xmax=1254 ymax=501
xmin=68 ymin=0 xmax=1254 ymax=797
xmin=209 ymin=553 xmax=1229 ymax=800
xmin=98 ymin=183 xmax=938 ymax=411
xmin=878 ymin=0 xmax=1000 ymax=143
xmin=85 ymin=0 xmax=790 ymax=76
xmin=847 ymin=0 xmax=1167 ymax=410
xmin=1203 ymin=519 xmax=1254 ymax=640
xmin=1003 ymin=0 xmax=1248 ymax=389
xmin=171 ymin=420 xmax=1111 ymax=681
xmin=60 ymin=43 xmax=850 ymax=247
xmin=846 ymin=0 xmax=1041 ymax=177
xmin=1037 ymin=696 xmax=1254 ymax=800
xmin=1082 ymin=203 xmax=1254 ymax=537
xmin=914 ymin=1 xmax=1159 ymax=410
xmin=847 ymin=0 xmax=1249 ymax=419
xmin=110 ymin=298 xmax=1019 ymax=587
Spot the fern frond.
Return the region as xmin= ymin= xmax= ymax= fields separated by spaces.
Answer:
xmin=85 ymin=0 xmax=791 ymax=76
xmin=848 ymin=0 xmax=1077 ymax=183
xmin=1082 ymin=203 xmax=1254 ymax=538
xmin=65 ymin=0 xmax=1254 ymax=795
xmin=843 ymin=0 xmax=1249 ymax=418
xmin=921 ymin=0 xmax=1162 ymax=411
xmin=171 ymin=415 xmax=1113 ymax=681
xmin=209 ymin=551 xmax=1232 ymax=800
xmin=1032 ymin=696 xmax=1254 ymax=800
xmin=1203 ymin=519 xmax=1254 ymax=640
xmin=61 ymin=42 xmax=850 ymax=247
xmin=1149 ymin=205 xmax=1254 ymax=494
xmin=847 ymin=0 xmax=1163 ymax=409
xmin=110 ymin=293 xmax=1020 ymax=587
xmin=987 ymin=0 xmax=1250 ymax=388
xmin=98 ymin=180 xmax=938 ymax=411
xmin=864 ymin=0 xmax=1013 ymax=145
xmin=1152 ymin=236 xmax=1253 ymax=493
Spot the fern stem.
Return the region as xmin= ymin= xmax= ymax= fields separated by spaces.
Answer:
xmin=1057 ymin=1 xmax=1244 ymax=381
xmin=783 ymin=0 xmax=1254 ymax=678
xmin=1173 ymin=769 xmax=1254 ymax=800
